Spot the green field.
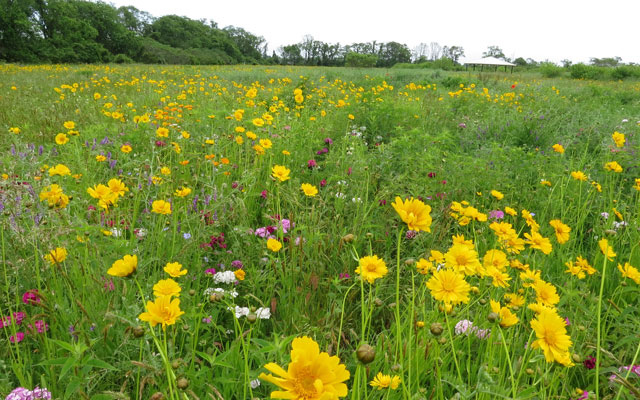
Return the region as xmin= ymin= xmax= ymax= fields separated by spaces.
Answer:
xmin=1 ymin=64 xmax=639 ymax=400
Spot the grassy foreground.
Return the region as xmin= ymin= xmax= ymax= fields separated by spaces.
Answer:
xmin=1 ymin=64 xmax=639 ymax=400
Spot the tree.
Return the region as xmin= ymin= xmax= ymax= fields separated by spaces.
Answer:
xmin=345 ymin=52 xmax=377 ymax=67
xmin=224 ymin=26 xmax=265 ymax=62
xmin=589 ymin=56 xmax=621 ymax=67
xmin=412 ymin=43 xmax=429 ymax=63
xmin=483 ymin=45 xmax=506 ymax=60
xmin=278 ymin=44 xmax=302 ymax=65
xmin=561 ymin=59 xmax=572 ymax=68
xmin=428 ymin=42 xmax=442 ymax=61
xmin=376 ymin=41 xmax=411 ymax=67
xmin=117 ymin=6 xmax=153 ymax=35
xmin=0 ymin=0 xmax=42 ymax=62
xmin=442 ymin=45 xmax=464 ymax=63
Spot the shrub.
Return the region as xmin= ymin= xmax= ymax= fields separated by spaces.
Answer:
xmin=345 ymin=52 xmax=378 ymax=68
xmin=539 ymin=62 xmax=563 ymax=78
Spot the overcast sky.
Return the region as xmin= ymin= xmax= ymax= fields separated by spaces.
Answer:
xmin=106 ymin=0 xmax=639 ymax=64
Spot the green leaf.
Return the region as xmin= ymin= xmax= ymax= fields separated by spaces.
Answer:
xmin=48 ymin=339 xmax=75 ymax=353
xmin=38 ymin=357 xmax=70 ymax=366
xmin=84 ymin=358 xmax=117 ymax=371
xmin=59 ymin=357 xmax=76 ymax=382
xmin=64 ymin=377 xmax=83 ymax=400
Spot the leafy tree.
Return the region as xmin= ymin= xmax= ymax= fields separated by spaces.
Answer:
xmin=376 ymin=41 xmax=411 ymax=67
xmin=117 ymin=5 xmax=153 ymax=35
xmin=345 ymin=52 xmax=377 ymax=67
xmin=514 ymin=57 xmax=528 ymax=66
xmin=0 ymin=0 xmax=42 ymax=61
xmin=278 ymin=44 xmax=302 ymax=65
xmin=223 ymin=26 xmax=266 ymax=62
xmin=442 ymin=45 xmax=465 ymax=63
xmin=589 ymin=56 xmax=621 ymax=67
xmin=483 ymin=45 xmax=507 ymax=60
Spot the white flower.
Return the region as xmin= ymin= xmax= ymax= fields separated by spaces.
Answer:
xmin=203 ymin=287 xmax=238 ymax=298
xmin=255 ymin=307 xmax=271 ymax=319
xmin=600 ymin=212 xmax=610 ymax=219
xmin=229 ymin=306 xmax=250 ymax=318
xmin=213 ymin=271 xmax=237 ymax=284
xmin=250 ymin=379 xmax=261 ymax=389
xmin=455 ymin=319 xmax=474 ymax=335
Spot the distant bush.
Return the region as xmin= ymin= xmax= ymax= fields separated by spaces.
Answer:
xmin=113 ymin=54 xmax=134 ymax=64
xmin=345 ymin=52 xmax=378 ymax=68
xmin=539 ymin=62 xmax=563 ymax=78
xmin=392 ymin=58 xmax=462 ymax=71
xmin=569 ymin=63 xmax=607 ymax=80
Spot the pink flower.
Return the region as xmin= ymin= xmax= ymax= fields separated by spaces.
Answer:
xmin=428 ymin=172 xmax=436 ymax=178
xmin=307 ymin=159 xmax=317 ymax=168
xmin=9 ymin=332 xmax=25 ymax=343
xmin=260 ymin=190 xmax=268 ymax=199
xmin=22 ymin=289 xmax=41 ymax=305
xmin=319 ymin=179 xmax=327 ymax=187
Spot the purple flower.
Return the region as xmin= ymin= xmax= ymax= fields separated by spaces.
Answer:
xmin=489 ymin=210 xmax=504 ymax=220
xmin=231 ymin=260 xmax=244 ymax=269
xmin=280 ymin=219 xmax=292 ymax=233
xmin=202 ymin=316 xmax=212 ymax=324
xmin=324 ymin=137 xmax=333 ymax=145
xmin=458 ymin=123 xmax=467 ymax=128
xmin=261 ymin=190 xmax=268 ymax=199
xmin=205 ymin=268 xmax=216 ymax=276
xmin=6 ymin=386 xmax=52 ymax=400
xmin=405 ymin=230 xmax=417 ymax=239
xmin=339 ymin=273 xmax=350 ymax=280
xmin=583 ymin=356 xmax=596 ymax=370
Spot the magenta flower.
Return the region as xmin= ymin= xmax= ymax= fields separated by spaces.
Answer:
xmin=307 ymin=159 xmax=317 ymax=169
xmin=22 ymin=289 xmax=41 ymax=305
xmin=583 ymin=356 xmax=596 ymax=370
xmin=319 ymin=179 xmax=327 ymax=187
xmin=9 ymin=332 xmax=25 ymax=343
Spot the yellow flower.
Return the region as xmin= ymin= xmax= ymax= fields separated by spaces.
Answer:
xmin=282 ymin=150 xmax=290 ymax=155
xmin=107 ymin=178 xmax=128 ymax=197
xmin=175 ymin=187 xmax=192 ymax=197
xmin=530 ymin=309 xmax=574 ymax=366
xmin=246 ymin=131 xmax=257 ymax=140
xmin=504 ymin=206 xmax=517 ymax=216
xmin=491 ymin=190 xmax=504 ymax=200
xmin=271 ymin=165 xmax=291 ymax=182
xmin=39 ymin=184 xmax=69 ymax=208
xmin=483 ymin=249 xmax=508 ymax=270
xmin=234 ymin=269 xmax=246 ymax=281
xmin=533 ymin=280 xmax=560 ymax=307
xmin=156 ymin=127 xmax=169 ymax=138
xmin=415 ymin=258 xmax=434 ymax=275
xmin=426 ymin=269 xmax=471 ymax=305
xmin=370 ymin=372 xmax=401 ymax=390
xmin=391 ymin=197 xmax=432 ymax=232
xmin=235 ymin=135 xmax=244 ymax=145
xmin=348 ymin=114 xmax=355 ymax=120
xmin=604 ymin=161 xmax=623 ymax=173
xmin=598 ymin=238 xmax=616 ymax=261
xmin=48 ymin=164 xmax=71 ymax=177
xmin=355 ymin=255 xmax=388 ymax=284
xmin=63 ymin=121 xmax=75 ymax=130
xmin=55 ymin=133 xmax=69 ymax=145
xmin=120 ymin=144 xmax=132 ymax=153
xmin=153 ymin=278 xmax=181 ymax=298
xmin=612 ymin=131 xmax=625 ymax=148
xmin=139 ymin=296 xmax=185 ymax=330
xmin=164 ymin=262 xmax=187 ymax=278
xmin=540 ymin=179 xmax=552 ymax=187
xmin=8 ymin=127 xmax=21 ymax=134
xmin=152 ymin=200 xmax=172 ymax=215
xmin=267 ymin=238 xmax=282 ymax=252
xmin=617 ymin=262 xmax=640 ymax=284
xmin=486 ymin=266 xmax=511 ymax=288
xmin=549 ymin=220 xmax=571 ymax=244
xmin=160 ymin=167 xmax=171 ymax=176
xmin=253 ymin=118 xmax=265 ymax=127
xmin=552 ymin=144 xmax=565 ymax=153
xmin=490 ymin=300 xmax=519 ymax=327
xmin=524 ymin=230 xmax=552 ymax=255
xmin=96 ymin=155 xmax=107 ymax=162
xmin=44 ymin=247 xmax=68 ymax=265
xmin=107 ymin=254 xmax=137 ymax=277
xmin=259 ymin=336 xmax=350 ymax=399
xmin=633 ymin=178 xmax=640 ymax=191
xmin=259 ymin=138 xmax=272 ymax=149
xmin=571 ymin=171 xmax=587 ymax=181
xmin=301 ymin=183 xmax=318 ymax=197
xmin=444 ymin=244 xmax=483 ymax=276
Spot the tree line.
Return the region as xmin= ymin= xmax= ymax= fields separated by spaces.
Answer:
xmin=0 ymin=0 xmax=466 ymax=67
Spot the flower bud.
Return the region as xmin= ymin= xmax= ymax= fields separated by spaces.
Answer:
xmin=526 ymin=368 xmax=534 ymax=375
xmin=150 ymin=392 xmax=165 ymax=400
xmin=133 ymin=326 xmax=145 ymax=338
xmin=356 ymin=344 xmax=376 ymax=364
xmin=341 ymin=234 xmax=355 ymax=243
xmin=430 ymin=322 xmax=444 ymax=336
xmin=478 ymin=298 xmax=487 ymax=305
xmin=404 ymin=258 xmax=415 ymax=266
xmin=247 ymin=313 xmax=258 ymax=323
xmin=374 ymin=298 xmax=383 ymax=307
xmin=172 ymin=360 xmax=180 ymax=369
xmin=189 ymin=289 xmax=196 ymax=296
xmin=487 ymin=312 xmax=499 ymax=323
xmin=391 ymin=364 xmax=401 ymax=372
xmin=572 ymin=353 xmax=582 ymax=363
xmin=438 ymin=337 xmax=447 ymax=345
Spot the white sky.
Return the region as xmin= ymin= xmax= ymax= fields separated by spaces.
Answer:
xmin=106 ymin=0 xmax=639 ymax=64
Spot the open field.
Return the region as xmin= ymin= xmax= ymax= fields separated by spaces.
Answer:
xmin=1 ymin=64 xmax=639 ymax=400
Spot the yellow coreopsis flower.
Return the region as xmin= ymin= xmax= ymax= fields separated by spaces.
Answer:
xmin=633 ymin=178 xmax=640 ymax=191
xmin=504 ymin=206 xmax=517 ymax=216
xmin=107 ymin=254 xmax=137 ymax=277
xmin=55 ymin=133 xmax=69 ymax=145
xmin=524 ymin=230 xmax=552 ymax=255
xmin=120 ymin=144 xmax=132 ymax=153
xmin=598 ymin=238 xmax=616 ymax=261
xmin=530 ymin=309 xmax=574 ymax=366
xmin=571 ymin=171 xmax=587 ymax=181
xmin=156 ymin=127 xmax=169 ymax=138
xmin=604 ymin=161 xmax=623 ymax=173
xmin=267 ymin=238 xmax=282 ymax=252
xmin=426 ymin=269 xmax=471 ymax=305
xmin=533 ymin=280 xmax=560 ymax=307
xmin=139 ymin=296 xmax=185 ymax=330
xmin=483 ymin=249 xmax=508 ymax=270
xmin=612 ymin=131 xmax=625 ymax=148
xmin=271 ymin=165 xmax=291 ymax=182
xmin=63 ymin=121 xmax=75 ymax=130
xmin=490 ymin=300 xmax=519 ymax=327
xmin=153 ymin=278 xmax=181 ymax=298
xmin=48 ymin=164 xmax=71 ymax=177
xmin=107 ymin=178 xmax=128 ymax=198
xmin=617 ymin=262 xmax=640 ymax=284
xmin=370 ymin=373 xmax=401 ymax=390
xmin=44 ymin=247 xmax=68 ymax=265
xmin=444 ymin=244 xmax=483 ymax=276
xmin=164 ymin=262 xmax=187 ymax=278
xmin=355 ymin=255 xmax=388 ymax=284
xmin=300 ymin=183 xmax=318 ymax=197
xmin=549 ymin=220 xmax=571 ymax=244
xmin=259 ymin=336 xmax=350 ymax=399
xmin=252 ymin=118 xmax=265 ymax=127
xmin=234 ymin=269 xmax=246 ymax=281
xmin=490 ymin=190 xmax=504 ymax=200
xmin=259 ymin=138 xmax=272 ymax=149
xmin=391 ymin=197 xmax=432 ymax=232
xmin=552 ymin=144 xmax=565 ymax=153
xmin=175 ymin=187 xmax=192 ymax=197
xmin=152 ymin=200 xmax=172 ymax=215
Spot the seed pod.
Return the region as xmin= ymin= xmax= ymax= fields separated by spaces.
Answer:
xmin=430 ymin=322 xmax=444 ymax=336
xmin=132 ymin=326 xmax=145 ymax=338
xmin=478 ymin=298 xmax=487 ymax=305
xmin=526 ymin=368 xmax=534 ymax=375
xmin=356 ymin=344 xmax=375 ymax=364
xmin=177 ymin=378 xmax=189 ymax=390
xmin=391 ymin=364 xmax=401 ymax=372
xmin=247 ymin=313 xmax=257 ymax=323
xmin=438 ymin=337 xmax=447 ymax=345
xmin=572 ymin=353 xmax=582 ymax=363
xmin=189 ymin=289 xmax=196 ymax=296
xmin=150 ymin=392 xmax=164 ymax=400
xmin=374 ymin=298 xmax=383 ymax=307
xmin=171 ymin=360 xmax=180 ymax=369
xmin=404 ymin=258 xmax=415 ymax=266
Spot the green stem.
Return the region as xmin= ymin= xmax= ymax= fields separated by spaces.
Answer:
xmin=595 ymin=253 xmax=609 ymax=400
xmin=444 ymin=311 xmax=463 ymax=384
xmin=497 ymin=325 xmax=517 ymax=399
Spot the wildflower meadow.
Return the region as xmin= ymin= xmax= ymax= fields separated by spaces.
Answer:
xmin=1 ymin=64 xmax=639 ymax=400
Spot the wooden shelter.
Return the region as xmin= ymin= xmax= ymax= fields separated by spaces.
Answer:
xmin=464 ymin=57 xmax=516 ymax=72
